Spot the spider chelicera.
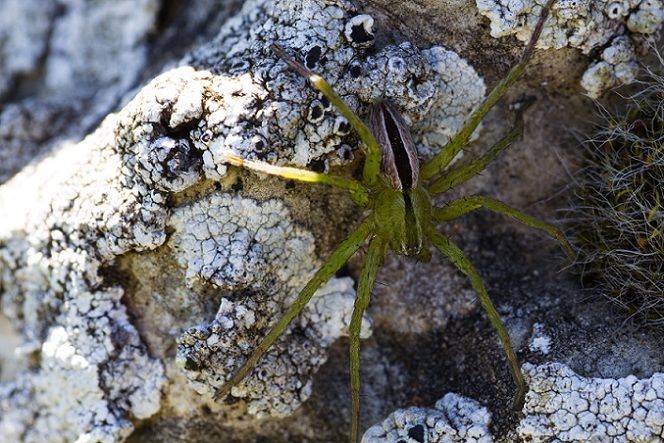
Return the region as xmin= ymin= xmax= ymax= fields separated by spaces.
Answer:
xmin=214 ymin=1 xmax=572 ymax=441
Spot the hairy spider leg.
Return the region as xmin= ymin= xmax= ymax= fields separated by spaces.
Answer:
xmin=420 ymin=0 xmax=555 ymax=181
xmin=427 ymin=118 xmax=523 ymax=195
xmin=220 ymin=152 xmax=370 ymax=207
xmin=212 ymin=217 xmax=374 ymax=401
xmin=426 ymin=225 xmax=527 ymax=406
xmin=423 ymin=89 xmax=570 ymax=409
xmin=271 ymin=44 xmax=383 ymax=188
xmin=434 ymin=196 xmax=575 ymax=260
xmin=349 ymin=236 xmax=387 ymax=443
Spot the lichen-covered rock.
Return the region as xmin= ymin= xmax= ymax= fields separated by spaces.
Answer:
xmin=362 ymin=393 xmax=493 ymax=443
xmin=187 ymin=0 xmax=486 ymax=176
xmin=580 ymin=36 xmax=641 ymax=98
xmin=172 ymin=192 xmax=368 ymax=417
xmin=0 ymin=0 xmax=56 ymax=98
xmin=476 ymin=0 xmax=664 ymax=96
xmin=477 ymin=0 xmax=663 ymax=53
xmin=0 ymin=119 xmax=167 ymax=442
xmin=42 ymin=0 xmax=158 ymax=93
xmin=519 ymin=362 xmax=664 ymax=442
xmin=0 ymin=0 xmax=160 ymax=184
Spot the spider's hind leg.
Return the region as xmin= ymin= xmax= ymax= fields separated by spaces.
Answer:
xmin=349 ymin=236 xmax=387 ymax=443
xmin=427 ymin=225 xmax=526 ymax=409
xmin=212 ymin=217 xmax=374 ymax=401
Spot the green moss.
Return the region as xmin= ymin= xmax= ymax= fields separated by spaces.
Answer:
xmin=575 ymin=66 xmax=664 ymax=325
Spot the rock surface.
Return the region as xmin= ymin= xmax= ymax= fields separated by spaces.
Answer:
xmin=1 ymin=0 xmax=663 ymax=442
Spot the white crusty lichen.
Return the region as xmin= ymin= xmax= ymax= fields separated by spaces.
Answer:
xmin=362 ymin=393 xmax=493 ymax=443
xmin=0 ymin=26 xmax=215 ymax=441
xmin=528 ymin=322 xmax=552 ymax=355
xmin=0 ymin=321 xmax=163 ymax=443
xmin=189 ymin=0 xmax=486 ymax=178
xmin=476 ymin=0 xmax=663 ymax=52
xmin=0 ymin=132 xmax=168 ymax=442
xmin=580 ymin=36 xmax=640 ymax=98
xmin=519 ymin=362 xmax=664 ymax=442
xmin=173 ymin=192 xmax=370 ymax=417
xmin=476 ymin=0 xmax=664 ymax=96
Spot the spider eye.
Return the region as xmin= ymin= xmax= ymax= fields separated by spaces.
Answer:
xmin=369 ymin=101 xmax=419 ymax=190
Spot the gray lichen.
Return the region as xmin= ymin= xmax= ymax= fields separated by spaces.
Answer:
xmin=519 ymin=362 xmax=664 ymax=442
xmin=189 ymin=0 xmax=486 ymax=177
xmin=476 ymin=0 xmax=664 ymax=96
xmin=173 ymin=192 xmax=367 ymax=417
xmin=362 ymin=393 xmax=493 ymax=443
xmin=0 ymin=123 xmax=168 ymax=441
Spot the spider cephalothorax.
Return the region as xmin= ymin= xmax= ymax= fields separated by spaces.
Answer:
xmin=214 ymin=1 xmax=572 ymax=441
xmin=367 ymin=100 xmax=431 ymax=260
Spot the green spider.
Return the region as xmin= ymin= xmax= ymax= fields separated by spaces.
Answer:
xmin=214 ymin=1 xmax=572 ymax=441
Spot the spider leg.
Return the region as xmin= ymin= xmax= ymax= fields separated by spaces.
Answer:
xmin=433 ymin=196 xmax=575 ymax=260
xmin=213 ymin=216 xmax=374 ymax=401
xmin=420 ymin=0 xmax=555 ymax=181
xmin=349 ymin=235 xmax=387 ymax=443
xmin=221 ymin=152 xmax=370 ymax=207
xmin=427 ymin=225 xmax=526 ymax=409
xmin=271 ymin=44 xmax=382 ymax=188
xmin=427 ymin=121 xmax=522 ymax=195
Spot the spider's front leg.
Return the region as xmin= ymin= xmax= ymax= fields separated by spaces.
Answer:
xmin=271 ymin=44 xmax=383 ymax=188
xmin=420 ymin=0 xmax=555 ymax=181
xmin=219 ymin=152 xmax=370 ymax=207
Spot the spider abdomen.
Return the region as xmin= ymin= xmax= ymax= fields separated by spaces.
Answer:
xmin=369 ymin=101 xmax=419 ymax=191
